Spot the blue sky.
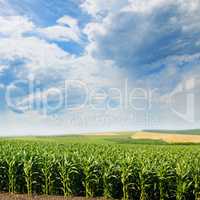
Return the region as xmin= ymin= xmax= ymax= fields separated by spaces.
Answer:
xmin=0 ymin=0 xmax=200 ymax=135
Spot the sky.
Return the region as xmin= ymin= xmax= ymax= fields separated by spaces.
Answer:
xmin=0 ymin=0 xmax=200 ymax=135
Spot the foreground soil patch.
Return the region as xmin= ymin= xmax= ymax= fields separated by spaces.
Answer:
xmin=132 ymin=132 xmax=200 ymax=143
xmin=0 ymin=194 xmax=107 ymax=200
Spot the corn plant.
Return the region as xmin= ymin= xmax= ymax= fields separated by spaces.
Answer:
xmin=120 ymin=157 xmax=140 ymax=200
xmin=38 ymin=152 xmax=56 ymax=195
xmin=57 ymin=156 xmax=80 ymax=196
xmin=176 ymin=159 xmax=194 ymax=200
xmin=190 ymin=154 xmax=200 ymax=200
xmin=23 ymin=155 xmax=34 ymax=195
xmin=82 ymin=157 xmax=103 ymax=197
xmin=6 ymin=155 xmax=17 ymax=193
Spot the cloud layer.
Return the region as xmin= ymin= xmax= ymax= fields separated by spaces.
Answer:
xmin=0 ymin=0 xmax=200 ymax=134
xmin=84 ymin=0 xmax=200 ymax=80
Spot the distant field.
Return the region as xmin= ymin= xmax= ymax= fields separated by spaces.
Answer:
xmin=144 ymin=129 xmax=200 ymax=135
xmin=132 ymin=131 xmax=200 ymax=143
xmin=4 ymin=131 xmax=167 ymax=145
xmin=4 ymin=129 xmax=198 ymax=145
xmin=3 ymin=130 xmax=200 ymax=145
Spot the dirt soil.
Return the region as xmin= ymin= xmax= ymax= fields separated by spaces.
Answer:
xmin=0 ymin=194 xmax=107 ymax=200
xmin=132 ymin=131 xmax=200 ymax=143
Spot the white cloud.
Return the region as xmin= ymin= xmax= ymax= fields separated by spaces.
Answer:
xmin=82 ymin=0 xmax=200 ymax=84
xmin=0 ymin=0 xmax=16 ymax=16
xmin=0 ymin=36 xmax=72 ymax=71
xmin=0 ymin=14 xmax=126 ymax=120
xmin=80 ymin=0 xmax=200 ymax=130
xmin=83 ymin=22 xmax=106 ymax=41
xmin=0 ymin=64 xmax=8 ymax=73
xmin=0 ymin=15 xmax=123 ymax=91
xmin=81 ymin=0 xmax=126 ymax=18
xmin=0 ymin=15 xmax=82 ymax=74
xmin=38 ymin=25 xmax=80 ymax=43
xmin=38 ymin=15 xmax=81 ymax=43
xmin=0 ymin=15 xmax=83 ymax=75
xmin=122 ymin=0 xmax=171 ymax=13
xmin=57 ymin=15 xmax=78 ymax=27
xmin=0 ymin=16 xmax=34 ymax=36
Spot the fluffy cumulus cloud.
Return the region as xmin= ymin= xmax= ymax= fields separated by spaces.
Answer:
xmin=0 ymin=12 xmax=124 ymax=119
xmin=0 ymin=15 xmax=34 ymax=36
xmin=37 ymin=15 xmax=81 ymax=43
xmin=0 ymin=37 xmax=72 ymax=71
xmin=82 ymin=0 xmax=200 ymax=87
xmin=81 ymin=0 xmax=200 ymax=129
xmin=0 ymin=15 xmax=73 ymax=75
xmin=81 ymin=0 xmax=127 ymax=18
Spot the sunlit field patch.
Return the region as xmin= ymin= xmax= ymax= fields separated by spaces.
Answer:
xmin=132 ymin=131 xmax=200 ymax=143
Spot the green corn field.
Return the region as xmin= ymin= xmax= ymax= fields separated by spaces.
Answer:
xmin=0 ymin=140 xmax=200 ymax=200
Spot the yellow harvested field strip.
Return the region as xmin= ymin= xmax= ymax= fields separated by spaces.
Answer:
xmin=132 ymin=132 xmax=200 ymax=143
